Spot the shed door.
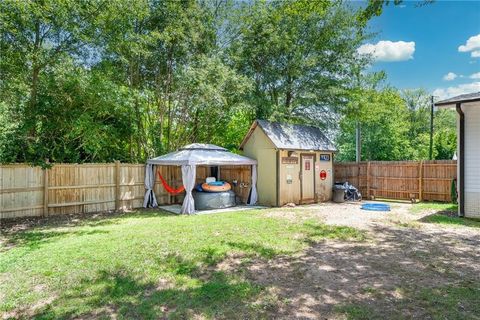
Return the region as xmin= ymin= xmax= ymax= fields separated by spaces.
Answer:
xmin=301 ymin=155 xmax=315 ymax=201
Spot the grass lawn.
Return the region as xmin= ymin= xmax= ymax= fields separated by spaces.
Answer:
xmin=3 ymin=203 xmax=479 ymax=319
xmin=0 ymin=209 xmax=364 ymax=319
xmin=410 ymin=202 xmax=458 ymax=214
xmin=422 ymin=214 xmax=480 ymax=228
xmin=411 ymin=202 xmax=480 ymax=229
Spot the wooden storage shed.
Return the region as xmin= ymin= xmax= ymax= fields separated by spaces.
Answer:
xmin=240 ymin=120 xmax=336 ymax=206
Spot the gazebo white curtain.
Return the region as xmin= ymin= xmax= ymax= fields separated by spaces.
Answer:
xmin=248 ymin=164 xmax=258 ymax=205
xmin=143 ymin=164 xmax=158 ymax=208
xmin=144 ymin=143 xmax=257 ymax=214
xmin=180 ymin=165 xmax=196 ymax=214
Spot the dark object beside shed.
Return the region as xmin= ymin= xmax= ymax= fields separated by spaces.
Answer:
xmin=333 ymin=184 xmax=346 ymax=203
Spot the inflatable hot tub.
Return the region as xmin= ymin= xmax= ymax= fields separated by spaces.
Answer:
xmin=193 ymin=190 xmax=236 ymax=210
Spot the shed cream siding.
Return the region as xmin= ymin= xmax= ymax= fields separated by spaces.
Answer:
xmin=463 ymin=102 xmax=480 ymax=218
xmin=315 ymin=152 xmax=334 ymax=201
xmin=242 ymin=128 xmax=277 ymax=206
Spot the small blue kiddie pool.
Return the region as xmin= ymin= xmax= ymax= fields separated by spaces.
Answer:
xmin=361 ymin=203 xmax=391 ymax=211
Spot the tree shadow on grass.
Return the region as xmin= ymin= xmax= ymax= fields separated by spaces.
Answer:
xmin=438 ymin=204 xmax=459 ymax=214
xmin=224 ymin=241 xmax=279 ymax=259
xmin=218 ymin=222 xmax=367 ymax=260
xmin=1 ymin=208 xmax=174 ymax=234
xmin=0 ymin=209 xmax=175 ymax=252
xmin=419 ymin=213 xmax=480 ymax=229
xmin=411 ymin=203 xmax=458 ymax=215
xmin=1 ymin=229 xmax=110 ymax=252
xmin=31 ymin=255 xmax=265 ymax=319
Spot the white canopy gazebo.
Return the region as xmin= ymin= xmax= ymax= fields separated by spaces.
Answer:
xmin=143 ymin=143 xmax=258 ymax=214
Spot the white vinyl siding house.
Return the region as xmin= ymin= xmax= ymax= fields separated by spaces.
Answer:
xmin=463 ymin=102 xmax=480 ymax=217
xmin=436 ymin=93 xmax=480 ymax=218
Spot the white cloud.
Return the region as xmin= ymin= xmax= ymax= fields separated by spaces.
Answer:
xmin=458 ymin=34 xmax=480 ymax=58
xmin=433 ymin=82 xmax=480 ymax=100
xmin=443 ymin=72 xmax=457 ymax=81
xmin=470 ymin=72 xmax=480 ymax=79
xmin=357 ymin=40 xmax=415 ymax=62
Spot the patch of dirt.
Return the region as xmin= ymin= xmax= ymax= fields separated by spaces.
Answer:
xmin=2 ymin=294 xmax=58 ymax=320
xmin=233 ymin=202 xmax=480 ymax=319
xmin=264 ymin=202 xmax=421 ymax=230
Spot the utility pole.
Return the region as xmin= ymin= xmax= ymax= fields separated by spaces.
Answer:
xmin=356 ymin=120 xmax=361 ymax=162
xmin=429 ymin=95 xmax=434 ymax=160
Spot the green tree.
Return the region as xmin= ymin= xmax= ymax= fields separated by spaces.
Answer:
xmin=336 ymin=89 xmax=413 ymax=161
xmin=401 ymin=89 xmax=431 ymax=160
xmin=359 ymin=0 xmax=434 ymax=22
xmin=231 ymin=0 xmax=369 ymax=128
xmin=0 ymin=0 xmax=142 ymax=163
xmin=433 ymin=109 xmax=456 ymax=160
xmin=1 ymin=0 xmax=249 ymax=163
xmin=336 ymin=87 xmax=458 ymax=162
xmin=99 ymin=0 xmax=250 ymax=158
xmin=0 ymin=0 xmax=393 ymax=164
xmin=400 ymin=89 xmax=456 ymax=160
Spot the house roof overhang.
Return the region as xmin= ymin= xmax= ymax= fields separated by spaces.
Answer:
xmin=435 ymin=92 xmax=480 ymax=108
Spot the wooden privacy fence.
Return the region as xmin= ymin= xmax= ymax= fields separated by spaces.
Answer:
xmin=334 ymin=160 xmax=457 ymax=202
xmin=0 ymin=163 xmax=252 ymax=219
xmin=1 ymin=160 xmax=455 ymax=218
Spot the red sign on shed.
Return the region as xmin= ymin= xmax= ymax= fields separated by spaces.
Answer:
xmin=320 ymin=170 xmax=327 ymax=180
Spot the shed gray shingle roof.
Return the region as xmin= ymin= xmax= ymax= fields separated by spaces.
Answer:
xmin=435 ymin=91 xmax=480 ymax=106
xmin=241 ymin=120 xmax=336 ymax=151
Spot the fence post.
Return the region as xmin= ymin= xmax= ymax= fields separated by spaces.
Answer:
xmin=366 ymin=161 xmax=371 ymax=199
xmin=43 ymin=167 xmax=49 ymax=217
xmin=418 ymin=160 xmax=423 ymax=202
xmin=115 ymin=161 xmax=120 ymax=211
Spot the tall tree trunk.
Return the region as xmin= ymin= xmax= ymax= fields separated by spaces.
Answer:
xmin=164 ymin=46 xmax=174 ymax=151
xmin=166 ymin=94 xmax=173 ymax=150
xmin=192 ymin=108 xmax=199 ymax=142
xmin=285 ymin=90 xmax=292 ymax=114
xmin=285 ymin=74 xmax=293 ymax=119
xmin=28 ymin=66 xmax=40 ymax=128
xmin=134 ymin=97 xmax=143 ymax=161
xmin=27 ymin=20 xmax=42 ymax=139
xmin=156 ymin=70 xmax=164 ymax=153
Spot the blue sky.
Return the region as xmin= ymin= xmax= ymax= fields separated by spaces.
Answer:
xmin=358 ymin=0 xmax=480 ymax=99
